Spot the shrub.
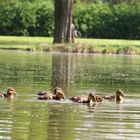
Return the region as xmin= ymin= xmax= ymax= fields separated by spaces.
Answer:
xmin=73 ymin=3 xmax=140 ymax=39
xmin=0 ymin=0 xmax=139 ymax=39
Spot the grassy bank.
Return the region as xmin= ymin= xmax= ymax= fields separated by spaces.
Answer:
xmin=0 ymin=36 xmax=140 ymax=55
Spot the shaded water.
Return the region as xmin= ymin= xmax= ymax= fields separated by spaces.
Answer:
xmin=0 ymin=50 xmax=140 ymax=140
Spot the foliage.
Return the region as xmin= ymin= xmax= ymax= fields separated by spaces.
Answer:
xmin=0 ymin=0 xmax=54 ymax=36
xmin=0 ymin=0 xmax=139 ymax=39
xmin=73 ymin=2 xmax=140 ymax=39
xmin=0 ymin=0 xmax=36 ymax=35
xmin=30 ymin=1 xmax=54 ymax=36
xmin=78 ymin=0 xmax=139 ymax=4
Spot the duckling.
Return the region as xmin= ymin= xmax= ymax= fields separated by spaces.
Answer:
xmin=37 ymin=87 xmax=65 ymax=100
xmin=54 ymin=87 xmax=66 ymax=100
xmin=0 ymin=87 xmax=17 ymax=99
xmin=88 ymin=92 xmax=103 ymax=102
xmin=88 ymin=92 xmax=103 ymax=105
xmin=103 ymin=89 xmax=124 ymax=102
xmin=70 ymin=92 xmax=103 ymax=104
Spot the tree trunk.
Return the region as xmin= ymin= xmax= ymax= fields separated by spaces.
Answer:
xmin=53 ymin=0 xmax=74 ymax=44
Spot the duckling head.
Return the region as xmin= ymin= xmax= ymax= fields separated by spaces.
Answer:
xmin=88 ymin=92 xmax=96 ymax=105
xmin=7 ymin=87 xmax=17 ymax=97
xmin=116 ymin=89 xmax=124 ymax=101
xmin=53 ymin=87 xmax=63 ymax=95
xmin=55 ymin=89 xmax=66 ymax=100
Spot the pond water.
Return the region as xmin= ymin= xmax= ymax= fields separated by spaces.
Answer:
xmin=0 ymin=50 xmax=140 ymax=140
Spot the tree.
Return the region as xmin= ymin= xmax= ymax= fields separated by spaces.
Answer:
xmin=53 ymin=0 xmax=74 ymax=44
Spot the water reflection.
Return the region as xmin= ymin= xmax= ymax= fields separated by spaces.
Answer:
xmin=52 ymin=53 xmax=72 ymax=95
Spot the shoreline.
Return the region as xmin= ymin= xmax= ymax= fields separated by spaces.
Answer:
xmin=0 ymin=36 xmax=139 ymax=55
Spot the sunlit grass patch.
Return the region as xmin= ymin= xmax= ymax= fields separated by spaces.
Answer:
xmin=0 ymin=36 xmax=53 ymax=45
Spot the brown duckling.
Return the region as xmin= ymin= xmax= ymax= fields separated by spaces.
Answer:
xmin=53 ymin=87 xmax=66 ymax=100
xmin=88 ymin=92 xmax=103 ymax=103
xmin=0 ymin=87 xmax=17 ymax=99
xmin=37 ymin=87 xmax=65 ymax=100
xmin=103 ymin=89 xmax=124 ymax=102
xmin=70 ymin=92 xmax=103 ymax=104
xmin=87 ymin=92 xmax=103 ymax=110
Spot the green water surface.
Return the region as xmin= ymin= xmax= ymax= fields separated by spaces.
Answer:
xmin=0 ymin=50 xmax=140 ymax=140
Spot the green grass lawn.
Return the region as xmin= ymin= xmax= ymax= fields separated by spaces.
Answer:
xmin=0 ymin=36 xmax=139 ymax=54
xmin=0 ymin=36 xmax=53 ymax=51
xmin=0 ymin=36 xmax=53 ymax=44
